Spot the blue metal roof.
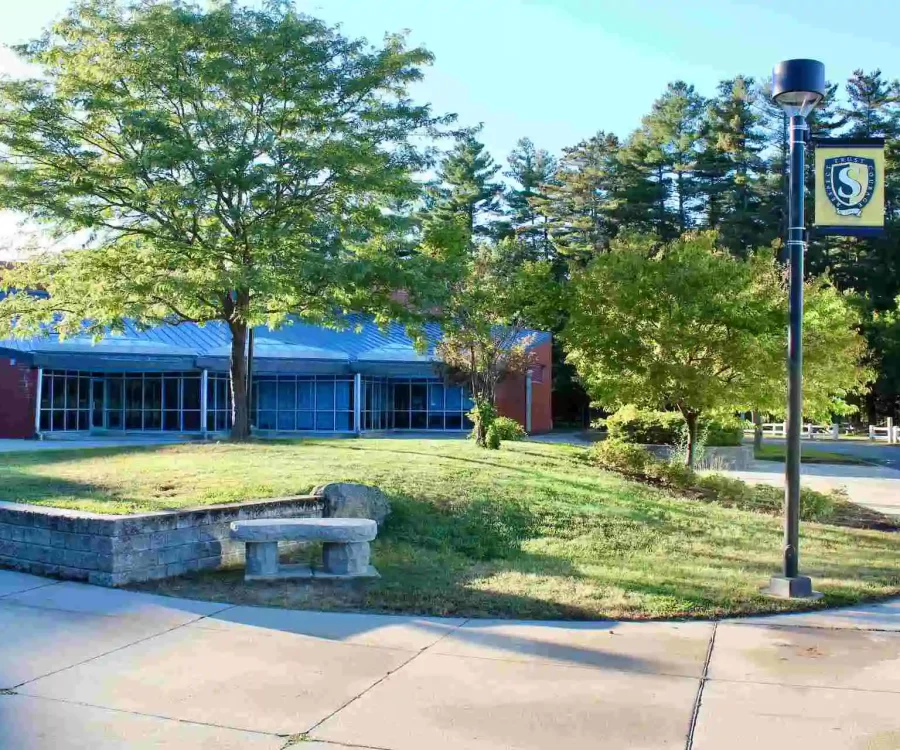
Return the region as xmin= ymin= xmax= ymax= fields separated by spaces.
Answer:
xmin=0 ymin=314 xmax=550 ymax=374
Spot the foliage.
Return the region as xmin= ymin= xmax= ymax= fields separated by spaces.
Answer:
xmin=703 ymin=416 xmax=747 ymax=447
xmin=466 ymin=398 xmax=497 ymax=448
xmin=0 ymin=0 xmax=450 ymax=439
xmin=565 ymin=232 xmax=785 ymax=468
xmin=490 ymin=416 xmax=527 ymax=442
xmin=602 ymin=405 xmax=685 ymax=445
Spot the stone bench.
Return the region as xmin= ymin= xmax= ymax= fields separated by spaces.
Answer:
xmin=230 ymin=518 xmax=378 ymax=581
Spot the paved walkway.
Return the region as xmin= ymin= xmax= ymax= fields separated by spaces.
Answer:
xmin=1 ymin=569 xmax=898 ymax=749
xmin=719 ymin=460 xmax=900 ymax=518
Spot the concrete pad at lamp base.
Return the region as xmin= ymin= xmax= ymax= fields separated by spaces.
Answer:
xmin=762 ymin=575 xmax=823 ymax=600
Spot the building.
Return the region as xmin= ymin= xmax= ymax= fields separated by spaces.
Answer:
xmin=0 ymin=316 xmax=552 ymax=439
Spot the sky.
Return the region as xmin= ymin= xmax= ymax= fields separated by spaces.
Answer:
xmin=1 ymin=0 xmax=899 ymax=255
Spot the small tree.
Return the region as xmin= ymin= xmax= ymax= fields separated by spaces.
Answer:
xmin=435 ymin=238 xmax=538 ymax=447
xmin=0 ymin=0 xmax=449 ymax=439
xmin=565 ymin=232 xmax=787 ymax=469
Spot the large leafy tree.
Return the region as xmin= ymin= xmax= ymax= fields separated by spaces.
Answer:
xmin=505 ymin=137 xmax=557 ymax=261
xmin=0 ymin=0 xmax=450 ymax=439
xmin=563 ymin=232 xmax=871 ymax=468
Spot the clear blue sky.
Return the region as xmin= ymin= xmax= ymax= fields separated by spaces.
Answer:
xmin=2 ymin=0 xmax=899 ymax=165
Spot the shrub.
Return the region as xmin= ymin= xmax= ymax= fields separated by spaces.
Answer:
xmin=590 ymin=439 xmax=650 ymax=475
xmin=704 ymin=416 xmax=748 ymax=446
xmin=485 ymin=424 xmax=502 ymax=450
xmin=604 ymin=406 xmax=684 ymax=445
xmin=491 ymin=416 xmax=526 ymax=442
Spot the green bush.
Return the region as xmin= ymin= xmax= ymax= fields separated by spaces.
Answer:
xmin=603 ymin=406 xmax=747 ymax=447
xmin=491 ymin=416 xmax=526 ymax=442
xmin=604 ymin=406 xmax=684 ymax=445
xmin=704 ymin=416 xmax=748 ymax=446
xmin=485 ymin=424 xmax=502 ymax=450
xmin=590 ymin=439 xmax=650 ymax=475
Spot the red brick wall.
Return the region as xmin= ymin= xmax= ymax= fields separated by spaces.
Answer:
xmin=0 ymin=357 xmax=37 ymax=439
xmin=495 ymin=338 xmax=553 ymax=434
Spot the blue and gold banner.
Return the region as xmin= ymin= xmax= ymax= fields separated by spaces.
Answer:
xmin=814 ymin=137 xmax=885 ymax=236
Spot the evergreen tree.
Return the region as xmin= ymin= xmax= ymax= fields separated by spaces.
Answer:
xmin=505 ymin=138 xmax=557 ymax=260
xmin=424 ymin=128 xmax=503 ymax=240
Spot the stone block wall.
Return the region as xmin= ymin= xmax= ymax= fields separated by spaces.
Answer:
xmin=0 ymin=495 xmax=324 ymax=587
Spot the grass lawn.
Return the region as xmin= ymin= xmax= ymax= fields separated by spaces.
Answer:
xmin=1 ymin=438 xmax=898 ymax=620
xmin=754 ymin=444 xmax=870 ymax=465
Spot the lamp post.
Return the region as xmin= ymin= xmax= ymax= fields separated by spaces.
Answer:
xmin=767 ymin=59 xmax=826 ymax=599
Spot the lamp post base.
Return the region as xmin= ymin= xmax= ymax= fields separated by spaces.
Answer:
xmin=763 ymin=575 xmax=823 ymax=600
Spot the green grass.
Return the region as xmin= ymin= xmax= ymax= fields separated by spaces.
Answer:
xmin=754 ymin=444 xmax=870 ymax=465
xmin=2 ymin=438 xmax=899 ymax=620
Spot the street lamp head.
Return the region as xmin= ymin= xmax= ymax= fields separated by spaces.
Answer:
xmin=772 ymin=59 xmax=826 ymax=117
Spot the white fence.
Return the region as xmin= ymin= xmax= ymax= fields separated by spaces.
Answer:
xmin=751 ymin=419 xmax=898 ymax=444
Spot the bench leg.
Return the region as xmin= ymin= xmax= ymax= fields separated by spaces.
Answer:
xmin=245 ymin=541 xmax=278 ymax=578
xmin=322 ymin=541 xmax=370 ymax=576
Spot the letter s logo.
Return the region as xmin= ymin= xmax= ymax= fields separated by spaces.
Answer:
xmin=837 ymin=166 xmax=863 ymax=201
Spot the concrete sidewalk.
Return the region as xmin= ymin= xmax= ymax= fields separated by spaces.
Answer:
xmin=1 ymin=570 xmax=898 ymax=749
xmin=717 ymin=460 xmax=900 ymax=518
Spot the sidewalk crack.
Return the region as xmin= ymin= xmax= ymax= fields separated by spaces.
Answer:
xmin=685 ymin=620 xmax=718 ymax=750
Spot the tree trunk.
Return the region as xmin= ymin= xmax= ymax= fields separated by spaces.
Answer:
xmin=229 ymin=320 xmax=251 ymax=441
xmin=474 ymin=419 xmax=487 ymax=448
xmin=683 ymin=411 xmax=699 ymax=470
xmin=752 ymin=410 xmax=763 ymax=451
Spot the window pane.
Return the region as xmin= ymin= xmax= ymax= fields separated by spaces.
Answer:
xmin=428 ymin=414 xmax=444 ymax=430
xmin=315 ymin=411 xmax=335 ymax=430
xmin=78 ymin=411 xmax=89 ymax=431
xmin=297 ymin=381 xmax=314 ymax=409
xmin=277 ymin=380 xmax=296 ymax=410
xmin=445 ymin=414 xmax=462 ymax=430
xmin=107 ymin=378 xmax=124 ymax=409
xmin=66 ymin=377 xmax=79 ymax=410
xmin=163 ymin=378 xmax=180 ymax=410
xmin=52 ymin=376 xmax=65 ymax=408
xmin=78 ymin=377 xmax=90 ymax=408
xmin=144 ymin=409 xmax=161 ymax=430
xmin=65 ymin=409 xmax=78 ymax=431
xmin=163 ymin=411 xmax=181 ymax=431
xmin=214 ymin=378 xmax=226 ymax=411
xmin=316 ymin=380 xmax=334 ymax=411
xmin=40 ymin=411 xmax=50 ymax=431
xmin=428 ymin=384 xmax=444 ymax=411
xmin=125 ymin=377 xmax=143 ymax=410
xmin=462 ymin=389 xmax=474 ymax=410
xmin=297 ymin=411 xmax=314 ymax=430
xmin=126 ymin=409 xmax=142 ymax=430
xmin=257 ymin=379 xmax=276 ymax=410
xmin=182 ymin=378 xmax=200 ymax=410
xmin=107 ymin=410 xmax=123 ymax=429
xmin=336 ymin=381 xmax=352 ymax=410
xmin=40 ymin=374 xmax=51 ymax=408
xmin=145 ymin=376 xmax=162 ymax=410
xmin=182 ymin=410 xmax=200 ymax=431
xmin=52 ymin=410 xmax=64 ymax=431
xmin=411 ymin=383 xmax=427 ymax=411
xmin=394 ymin=410 xmax=409 ymax=429
xmin=445 ymin=386 xmax=462 ymax=410
xmin=462 ymin=414 xmax=474 ymax=429
xmin=216 ymin=411 xmax=227 ymax=432
xmin=411 ymin=411 xmax=427 ymax=429
xmin=277 ymin=411 xmax=296 ymax=431
xmin=336 ymin=411 xmax=351 ymax=431
xmin=207 ymin=413 xmax=216 ymax=432
xmin=393 ymin=382 xmax=410 ymax=410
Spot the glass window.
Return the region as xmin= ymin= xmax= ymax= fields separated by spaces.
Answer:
xmin=163 ymin=378 xmax=180 ymax=410
xmin=316 ymin=411 xmax=335 ymax=431
xmin=446 ymin=414 xmax=463 ymax=430
xmin=257 ymin=411 xmax=276 ymax=430
xmin=411 ymin=383 xmax=427 ymax=411
xmin=428 ymin=384 xmax=444 ymax=411
xmin=445 ymin=386 xmax=462 ymax=410
xmin=336 ymin=411 xmax=352 ymax=431
xmin=277 ymin=380 xmax=296 ymax=410
xmin=428 ymin=413 xmax=444 ymax=430
xmin=277 ymin=411 xmax=296 ymax=431
xmin=394 ymin=382 xmax=410 ymax=411
xmin=297 ymin=380 xmax=314 ymax=409
xmin=411 ymin=411 xmax=427 ymax=429
xmin=394 ymin=410 xmax=409 ymax=429
xmin=257 ymin=379 xmax=276 ymax=410
xmin=182 ymin=378 xmax=200 ymax=410
xmin=336 ymin=381 xmax=352 ymax=410
xmin=297 ymin=411 xmax=314 ymax=430
xmin=316 ymin=380 xmax=334 ymax=411
xmin=164 ymin=411 xmax=181 ymax=431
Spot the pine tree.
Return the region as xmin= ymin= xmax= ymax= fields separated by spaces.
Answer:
xmin=424 ymin=129 xmax=503 ymax=240
xmin=505 ymin=138 xmax=557 ymax=260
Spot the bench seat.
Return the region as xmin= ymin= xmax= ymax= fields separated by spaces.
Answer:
xmin=230 ymin=518 xmax=379 ymax=580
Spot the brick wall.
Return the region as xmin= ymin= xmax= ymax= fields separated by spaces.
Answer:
xmin=494 ymin=338 xmax=553 ymax=434
xmin=0 ymin=496 xmax=324 ymax=587
xmin=0 ymin=358 xmax=36 ymax=439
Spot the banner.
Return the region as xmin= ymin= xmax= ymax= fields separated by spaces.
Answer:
xmin=814 ymin=137 xmax=885 ymax=236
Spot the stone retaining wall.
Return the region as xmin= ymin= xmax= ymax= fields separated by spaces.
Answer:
xmin=0 ymin=495 xmax=324 ymax=587
xmin=644 ymin=444 xmax=754 ymax=470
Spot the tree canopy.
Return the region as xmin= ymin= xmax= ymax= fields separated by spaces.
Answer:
xmin=0 ymin=0 xmax=451 ymax=438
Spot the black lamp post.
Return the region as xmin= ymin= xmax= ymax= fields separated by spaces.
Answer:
xmin=767 ymin=59 xmax=826 ymax=599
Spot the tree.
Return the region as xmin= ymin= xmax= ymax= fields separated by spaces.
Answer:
xmin=423 ymin=128 xmax=503 ymax=240
xmin=563 ymin=232 xmax=871 ymax=469
xmin=505 ymin=137 xmax=557 ymax=260
xmin=0 ymin=0 xmax=450 ymax=439
xmin=435 ymin=231 xmax=540 ymax=447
